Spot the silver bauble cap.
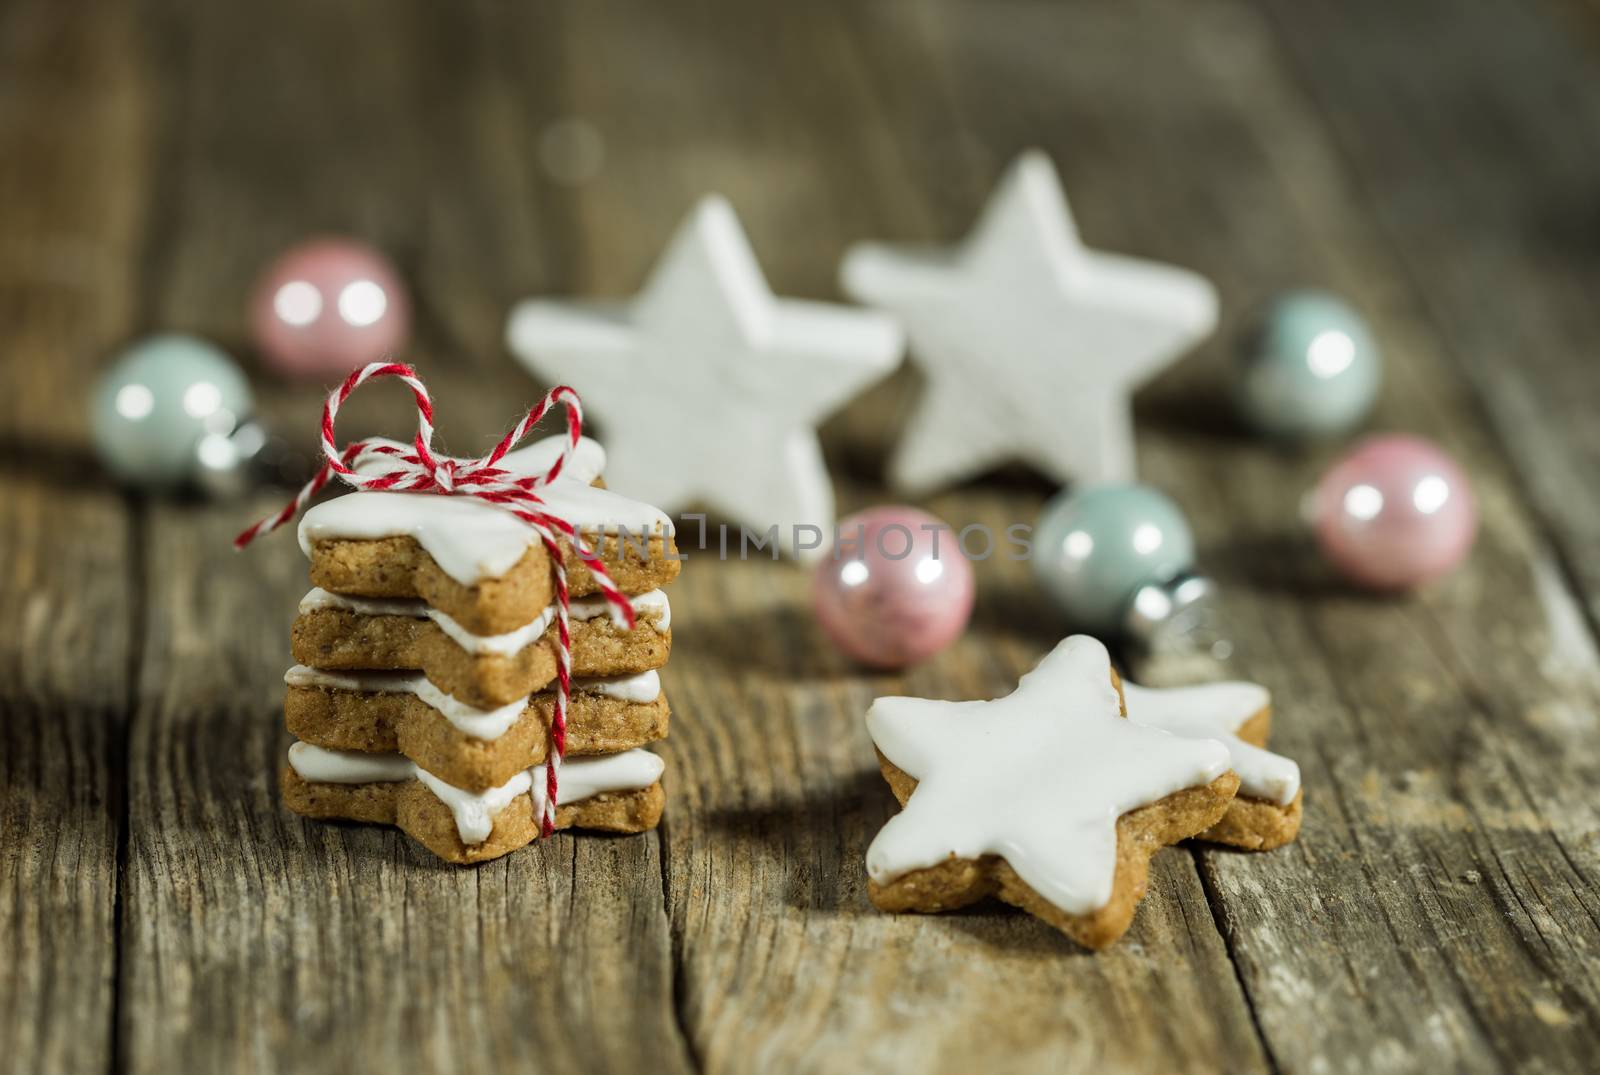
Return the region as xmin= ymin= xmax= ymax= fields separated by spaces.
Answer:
xmin=1119 ymin=571 xmax=1232 ymax=663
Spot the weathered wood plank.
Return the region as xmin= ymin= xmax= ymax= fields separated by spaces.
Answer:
xmin=0 ymin=3 xmax=146 ymax=1072
xmin=884 ymin=1 xmax=1600 ymax=1070
xmin=31 ymin=0 xmax=1597 ymax=1070
xmin=658 ymin=511 xmax=1271 ymax=1073
xmin=123 ymin=503 xmax=692 ymax=1074
xmin=119 ymin=3 xmax=692 ymax=1071
xmin=550 ymin=2 xmax=1273 ymax=1070
xmin=1257 ymin=0 xmax=1600 ymax=628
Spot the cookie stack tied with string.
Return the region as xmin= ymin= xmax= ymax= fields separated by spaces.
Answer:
xmin=237 ymin=364 xmax=680 ymax=865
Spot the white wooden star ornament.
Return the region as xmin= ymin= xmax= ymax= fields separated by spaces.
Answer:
xmin=507 ymin=196 xmax=903 ymax=560
xmin=866 ymin=636 xmax=1232 ymax=924
xmin=841 ymin=150 xmax=1218 ymax=493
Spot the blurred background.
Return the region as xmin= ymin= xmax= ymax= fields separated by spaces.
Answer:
xmin=6 ymin=2 xmax=1600 ymax=1074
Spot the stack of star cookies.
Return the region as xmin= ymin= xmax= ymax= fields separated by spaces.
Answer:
xmin=278 ymin=435 xmax=681 ymax=864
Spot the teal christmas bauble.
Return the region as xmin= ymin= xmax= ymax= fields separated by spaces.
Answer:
xmin=1031 ymin=484 xmax=1195 ymax=634
xmin=90 ymin=335 xmax=254 ymax=488
xmin=1236 ymin=289 xmax=1381 ymax=438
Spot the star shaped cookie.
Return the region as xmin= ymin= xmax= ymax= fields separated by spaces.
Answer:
xmin=1121 ymin=679 xmax=1303 ymax=851
xmin=864 ymin=636 xmax=1238 ymax=949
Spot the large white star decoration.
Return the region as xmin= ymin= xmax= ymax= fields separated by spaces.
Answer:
xmin=507 ymin=195 xmax=903 ymax=560
xmin=841 ymin=150 xmax=1218 ymax=493
xmin=865 ymin=635 xmax=1232 ymax=926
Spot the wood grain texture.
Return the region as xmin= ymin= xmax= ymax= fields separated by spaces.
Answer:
xmin=0 ymin=2 xmax=145 ymax=1072
xmin=0 ymin=490 xmax=129 ymax=1075
xmin=659 ymin=542 xmax=1269 ymax=1073
xmin=6 ymin=1 xmax=1600 ymax=1072
xmin=553 ymin=2 xmax=1270 ymax=1070
xmin=117 ymin=2 xmax=691 ymax=1072
xmin=1258 ymin=0 xmax=1600 ymax=628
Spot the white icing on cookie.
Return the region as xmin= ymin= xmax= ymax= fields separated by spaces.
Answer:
xmin=298 ymin=587 xmax=555 ymax=655
xmin=578 ymin=669 xmax=662 ymax=704
xmin=415 ymin=767 xmax=534 ymax=844
xmin=864 ymin=635 xmax=1232 ymax=916
xmin=529 ymin=749 xmax=665 ymax=823
xmin=285 ymin=664 xmax=529 ymax=739
xmin=287 ymin=741 xmax=415 ymax=784
xmin=626 ymin=589 xmax=671 ymax=632
xmin=297 ymin=433 xmax=673 ymax=588
xmin=1121 ymin=681 xmax=1300 ymax=806
xmin=298 ymin=586 xmax=671 ymax=654
xmin=283 ymin=664 xmax=664 ymax=741
xmin=298 ymin=487 xmax=673 ymax=588
xmin=286 ymin=742 xmax=664 ymax=845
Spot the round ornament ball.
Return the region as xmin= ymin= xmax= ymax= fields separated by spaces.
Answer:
xmin=1236 ymin=289 xmax=1381 ymax=438
xmin=1310 ymin=434 xmax=1476 ymax=591
xmin=90 ymin=334 xmax=254 ymax=489
xmin=1032 ymin=484 xmax=1196 ymax=635
xmin=812 ymin=507 xmax=975 ymax=669
xmin=250 ymin=238 xmax=409 ymax=378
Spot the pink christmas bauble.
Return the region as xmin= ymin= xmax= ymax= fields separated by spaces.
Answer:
xmin=812 ymin=507 xmax=975 ymax=669
xmin=1311 ymin=434 xmax=1477 ymax=591
xmin=250 ymin=238 xmax=410 ymax=378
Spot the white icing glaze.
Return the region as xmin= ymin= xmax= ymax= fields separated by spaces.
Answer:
xmin=298 ymin=433 xmax=673 ymax=588
xmin=415 ymin=767 xmax=534 ymax=844
xmin=530 ymin=749 xmax=665 ymax=822
xmin=350 ymin=434 xmax=607 ymax=486
xmin=617 ymin=588 xmax=671 ymax=632
xmin=285 ymin=664 xmax=528 ymax=740
xmin=286 ymin=742 xmax=663 ymax=846
xmin=864 ymin=635 xmax=1232 ymax=916
xmin=298 ymin=587 xmax=670 ymax=649
xmin=287 ymin=741 xmax=416 ymax=784
xmin=1121 ymin=681 xmax=1301 ymax=806
xmin=283 ymin=664 xmax=664 ymax=740
xmin=298 ymin=486 xmax=673 ymax=588
xmin=577 ymin=669 xmax=662 ymax=704
xmin=299 ymin=587 xmax=555 ymax=656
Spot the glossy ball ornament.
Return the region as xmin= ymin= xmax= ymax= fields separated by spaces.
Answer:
xmin=1236 ymin=289 xmax=1382 ymax=438
xmin=1310 ymin=434 xmax=1476 ymax=591
xmin=1032 ymin=484 xmax=1201 ymax=637
xmin=90 ymin=335 xmax=255 ymax=489
xmin=812 ymin=507 xmax=975 ymax=669
xmin=250 ymin=238 xmax=409 ymax=378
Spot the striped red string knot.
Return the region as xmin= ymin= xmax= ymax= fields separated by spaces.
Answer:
xmin=235 ymin=362 xmax=636 ymax=836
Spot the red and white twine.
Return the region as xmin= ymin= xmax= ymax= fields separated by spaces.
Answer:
xmin=236 ymin=361 xmax=637 ymax=836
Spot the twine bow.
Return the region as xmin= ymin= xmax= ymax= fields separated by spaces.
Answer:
xmin=236 ymin=362 xmax=637 ymax=836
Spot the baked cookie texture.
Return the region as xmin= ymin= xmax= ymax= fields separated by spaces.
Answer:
xmin=1203 ymin=788 xmax=1303 ymax=852
xmin=285 ymin=683 xmax=670 ymax=792
xmin=864 ymin=640 xmax=1307 ymax=949
xmin=1199 ymin=707 xmax=1302 ymax=851
xmin=869 ymin=758 xmax=1240 ymax=950
xmin=308 ymin=531 xmax=679 ymax=636
xmin=281 ymin=768 xmax=665 ymax=865
xmin=276 ymin=435 xmax=678 ymax=865
xmin=861 ymin=636 xmax=1253 ymax=951
xmin=290 ymin=605 xmax=670 ymax=707
xmin=1119 ymin=680 xmax=1304 ymax=853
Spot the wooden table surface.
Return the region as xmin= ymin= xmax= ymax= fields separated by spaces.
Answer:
xmin=5 ymin=2 xmax=1600 ymax=1072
